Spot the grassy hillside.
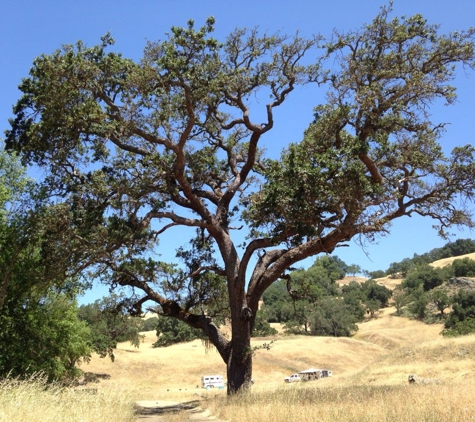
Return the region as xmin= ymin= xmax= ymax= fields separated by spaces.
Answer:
xmin=72 ymin=305 xmax=475 ymax=421
xmin=430 ymin=252 xmax=475 ymax=268
xmin=79 ymin=252 xmax=475 ymax=401
xmin=80 ymin=306 xmax=475 ymax=398
xmin=6 ymin=252 xmax=473 ymax=421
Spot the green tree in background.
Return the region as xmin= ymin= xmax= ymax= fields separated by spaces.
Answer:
xmin=78 ymin=294 xmax=143 ymax=360
xmin=153 ymin=315 xmax=205 ymax=347
xmin=442 ymin=291 xmax=475 ymax=336
xmin=452 ymin=258 xmax=475 ymax=277
xmin=430 ymin=289 xmax=451 ymax=317
xmin=6 ymin=6 xmax=475 ymax=393
xmin=140 ymin=317 xmax=159 ymax=332
xmin=310 ymin=297 xmax=359 ymax=337
xmin=252 ymin=310 xmax=278 ymax=337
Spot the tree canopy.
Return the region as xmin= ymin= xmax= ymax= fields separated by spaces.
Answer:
xmin=5 ymin=6 xmax=475 ymax=393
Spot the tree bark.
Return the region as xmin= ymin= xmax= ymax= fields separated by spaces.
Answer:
xmin=226 ymin=317 xmax=253 ymax=394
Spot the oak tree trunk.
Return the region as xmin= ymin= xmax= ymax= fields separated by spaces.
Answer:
xmin=226 ymin=318 xmax=253 ymax=394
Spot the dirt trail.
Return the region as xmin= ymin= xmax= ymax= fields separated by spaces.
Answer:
xmin=135 ymin=400 xmax=226 ymax=421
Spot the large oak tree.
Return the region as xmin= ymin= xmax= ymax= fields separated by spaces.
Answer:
xmin=5 ymin=7 xmax=475 ymax=392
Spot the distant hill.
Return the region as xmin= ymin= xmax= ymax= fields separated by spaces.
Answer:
xmin=355 ymin=252 xmax=475 ymax=291
xmin=430 ymin=252 xmax=475 ymax=269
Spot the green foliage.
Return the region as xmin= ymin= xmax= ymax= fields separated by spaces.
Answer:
xmin=282 ymin=300 xmax=316 ymax=334
xmin=408 ymin=290 xmax=429 ymax=320
xmin=0 ymin=146 xmax=92 ymax=381
xmin=310 ymin=297 xmax=359 ymax=337
xmin=442 ymin=291 xmax=475 ymax=336
xmin=5 ymin=7 xmax=475 ymax=393
xmin=387 ymin=258 xmax=414 ymax=278
xmin=385 ymin=239 xmax=475 ymax=276
xmin=77 ymin=294 xmax=143 ymax=361
xmin=368 ymin=270 xmax=386 ymax=279
xmin=153 ymin=315 xmax=205 ymax=347
xmin=252 ymin=310 xmax=278 ymax=337
xmin=261 ymin=280 xmax=293 ymax=323
xmin=451 ymin=258 xmax=475 ymax=277
xmin=392 ymin=287 xmax=410 ymax=316
xmin=401 ymin=264 xmax=446 ymax=292
xmin=361 ymin=279 xmax=392 ymax=307
xmin=342 ymin=292 xmax=366 ymax=321
xmin=140 ymin=317 xmax=159 ymax=332
xmin=341 ymin=279 xmax=391 ymax=319
xmin=442 ymin=318 xmax=475 ymax=337
xmin=429 ymin=289 xmax=451 ymax=317
xmin=0 ymin=293 xmax=92 ymax=381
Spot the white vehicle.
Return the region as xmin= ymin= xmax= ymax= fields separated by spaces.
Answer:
xmin=284 ymin=373 xmax=301 ymax=383
xmin=201 ymin=374 xmax=225 ymax=389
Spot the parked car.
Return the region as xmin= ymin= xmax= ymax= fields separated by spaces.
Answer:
xmin=284 ymin=373 xmax=301 ymax=383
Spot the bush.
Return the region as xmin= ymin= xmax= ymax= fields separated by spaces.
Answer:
xmin=442 ymin=291 xmax=475 ymax=336
xmin=402 ymin=265 xmax=445 ymax=292
xmin=451 ymin=258 xmax=475 ymax=277
xmin=252 ymin=311 xmax=278 ymax=337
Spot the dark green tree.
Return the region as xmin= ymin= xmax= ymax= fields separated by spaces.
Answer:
xmin=261 ymin=280 xmax=293 ymax=323
xmin=140 ymin=317 xmax=159 ymax=332
xmin=441 ymin=239 xmax=475 ymax=258
xmin=78 ymin=294 xmax=143 ymax=360
xmin=430 ymin=289 xmax=451 ymax=317
xmin=310 ymin=297 xmax=359 ymax=337
xmin=0 ymin=292 xmax=92 ymax=381
xmin=392 ymin=287 xmax=410 ymax=316
xmin=361 ymin=279 xmax=392 ymax=307
xmin=442 ymin=291 xmax=475 ymax=336
xmin=153 ymin=315 xmax=205 ymax=347
xmin=368 ymin=270 xmax=386 ymax=279
xmin=6 ymin=7 xmax=475 ymax=393
xmin=346 ymin=264 xmax=362 ymax=278
xmin=387 ymin=258 xmax=414 ymax=278
xmin=402 ymin=265 xmax=446 ymax=292
xmin=451 ymin=258 xmax=475 ymax=277
xmin=408 ymin=289 xmax=429 ymax=320
xmin=0 ymin=146 xmax=92 ymax=381
xmin=252 ymin=310 xmax=278 ymax=337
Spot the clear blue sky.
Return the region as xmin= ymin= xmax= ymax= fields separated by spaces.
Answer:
xmin=1 ymin=1 xmax=474 ymax=303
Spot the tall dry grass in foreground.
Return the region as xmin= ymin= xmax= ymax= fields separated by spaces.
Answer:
xmin=206 ymin=382 xmax=475 ymax=422
xmin=0 ymin=375 xmax=136 ymax=422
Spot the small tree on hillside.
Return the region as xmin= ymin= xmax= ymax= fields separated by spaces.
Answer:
xmin=6 ymin=6 xmax=475 ymax=393
xmin=392 ymin=287 xmax=410 ymax=316
xmin=430 ymin=289 xmax=451 ymax=317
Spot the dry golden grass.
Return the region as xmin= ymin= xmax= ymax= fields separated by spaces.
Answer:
xmin=336 ymin=276 xmax=368 ymax=286
xmin=4 ymin=258 xmax=475 ymax=421
xmin=0 ymin=374 xmax=136 ymax=422
xmin=77 ymin=305 xmax=475 ymax=415
xmin=430 ymin=252 xmax=475 ymax=268
xmin=208 ymin=381 xmax=475 ymax=422
xmin=207 ymin=323 xmax=475 ymax=422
